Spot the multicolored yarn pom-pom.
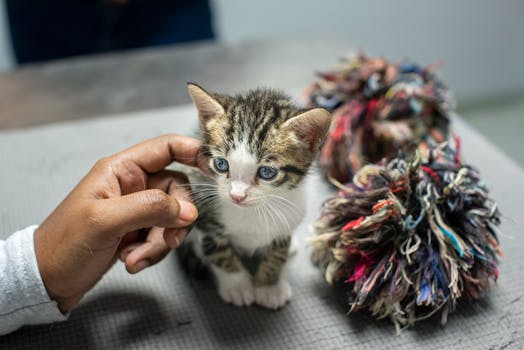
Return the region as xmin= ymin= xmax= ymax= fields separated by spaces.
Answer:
xmin=305 ymin=52 xmax=454 ymax=183
xmin=311 ymin=142 xmax=502 ymax=331
xmin=307 ymin=53 xmax=502 ymax=331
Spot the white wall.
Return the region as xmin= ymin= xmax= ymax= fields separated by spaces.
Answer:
xmin=212 ymin=0 xmax=524 ymax=102
xmin=0 ymin=0 xmax=13 ymax=71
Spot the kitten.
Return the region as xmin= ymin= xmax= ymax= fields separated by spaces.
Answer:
xmin=181 ymin=83 xmax=331 ymax=309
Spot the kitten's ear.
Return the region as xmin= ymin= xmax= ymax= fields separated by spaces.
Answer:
xmin=283 ymin=108 xmax=332 ymax=151
xmin=187 ymin=83 xmax=225 ymax=125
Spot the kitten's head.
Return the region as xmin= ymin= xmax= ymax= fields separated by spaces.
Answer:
xmin=188 ymin=83 xmax=331 ymax=207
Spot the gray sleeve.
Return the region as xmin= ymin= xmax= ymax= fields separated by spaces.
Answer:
xmin=0 ymin=226 xmax=68 ymax=335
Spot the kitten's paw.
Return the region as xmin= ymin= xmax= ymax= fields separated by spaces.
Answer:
xmin=255 ymin=281 xmax=292 ymax=310
xmin=218 ymin=282 xmax=255 ymax=306
xmin=211 ymin=267 xmax=255 ymax=307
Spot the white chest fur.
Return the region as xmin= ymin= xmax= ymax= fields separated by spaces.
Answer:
xmin=218 ymin=184 xmax=306 ymax=255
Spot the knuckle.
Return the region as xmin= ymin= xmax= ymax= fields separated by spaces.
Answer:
xmin=93 ymin=156 xmax=113 ymax=172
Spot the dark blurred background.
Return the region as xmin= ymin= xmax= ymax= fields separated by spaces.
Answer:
xmin=5 ymin=0 xmax=214 ymax=64
xmin=0 ymin=0 xmax=522 ymax=165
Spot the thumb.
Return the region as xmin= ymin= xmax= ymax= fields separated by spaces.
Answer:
xmin=95 ymin=189 xmax=198 ymax=237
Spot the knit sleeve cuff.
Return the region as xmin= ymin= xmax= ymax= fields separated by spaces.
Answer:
xmin=0 ymin=225 xmax=68 ymax=335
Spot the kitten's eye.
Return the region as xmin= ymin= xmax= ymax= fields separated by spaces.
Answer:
xmin=257 ymin=166 xmax=278 ymax=180
xmin=213 ymin=157 xmax=229 ymax=173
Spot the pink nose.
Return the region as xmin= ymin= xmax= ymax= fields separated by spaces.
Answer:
xmin=230 ymin=193 xmax=247 ymax=203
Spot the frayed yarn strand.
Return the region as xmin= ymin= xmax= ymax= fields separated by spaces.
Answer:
xmin=307 ymin=52 xmax=503 ymax=331
xmin=310 ymin=143 xmax=501 ymax=329
xmin=305 ymin=52 xmax=454 ymax=183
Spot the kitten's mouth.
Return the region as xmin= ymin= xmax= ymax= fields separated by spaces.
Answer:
xmin=231 ymin=200 xmax=249 ymax=207
xmin=230 ymin=199 xmax=256 ymax=207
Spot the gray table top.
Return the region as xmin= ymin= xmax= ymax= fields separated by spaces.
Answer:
xmin=0 ymin=104 xmax=522 ymax=349
xmin=0 ymin=39 xmax=355 ymax=130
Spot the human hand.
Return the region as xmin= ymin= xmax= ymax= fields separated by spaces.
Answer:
xmin=34 ymin=134 xmax=200 ymax=313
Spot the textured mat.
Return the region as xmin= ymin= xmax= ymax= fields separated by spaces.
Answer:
xmin=0 ymin=106 xmax=522 ymax=349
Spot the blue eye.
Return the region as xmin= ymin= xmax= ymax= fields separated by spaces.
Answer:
xmin=257 ymin=166 xmax=278 ymax=180
xmin=213 ymin=157 xmax=229 ymax=173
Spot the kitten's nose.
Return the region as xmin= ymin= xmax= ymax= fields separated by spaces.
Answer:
xmin=230 ymin=180 xmax=249 ymax=204
xmin=230 ymin=193 xmax=247 ymax=204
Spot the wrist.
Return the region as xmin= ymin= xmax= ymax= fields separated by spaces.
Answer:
xmin=33 ymin=226 xmax=76 ymax=313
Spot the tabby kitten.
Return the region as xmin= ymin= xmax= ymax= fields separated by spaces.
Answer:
xmin=182 ymin=84 xmax=330 ymax=309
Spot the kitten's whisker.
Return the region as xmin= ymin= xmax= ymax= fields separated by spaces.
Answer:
xmin=189 ymin=186 xmax=219 ymax=193
xmin=191 ymin=190 xmax=219 ymax=198
xmin=244 ymin=194 xmax=297 ymax=235
xmin=193 ymin=194 xmax=217 ymax=204
xmin=265 ymin=202 xmax=279 ymax=242
xmin=268 ymin=198 xmax=301 ymax=218
xmin=272 ymin=201 xmax=303 ymax=222
xmin=262 ymin=201 xmax=285 ymax=241
xmin=266 ymin=194 xmax=303 ymax=218
xmin=264 ymin=199 xmax=299 ymax=223
xmin=259 ymin=201 xmax=273 ymax=243
xmin=178 ymin=183 xmax=219 ymax=189
xmin=180 ymin=185 xmax=218 ymax=191
xmin=266 ymin=194 xmax=301 ymax=211
xmin=193 ymin=199 xmax=219 ymax=217
xmin=193 ymin=193 xmax=218 ymax=205
xmin=266 ymin=200 xmax=292 ymax=233
xmin=193 ymin=193 xmax=218 ymax=203
xmin=264 ymin=202 xmax=280 ymax=233
xmin=192 ymin=191 xmax=219 ymax=209
xmin=191 ymin=185 xmax=218 ymax=191
xmin=254 ymin=204 xmax=264 ymax=239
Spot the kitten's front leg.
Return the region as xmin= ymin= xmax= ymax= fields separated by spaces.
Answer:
xmin=210 ymin=266 xmax=255 ymax=307
xmin=253 ymin=237 xmax=292 ymax=310
xmin=202 ymin=235 xmax=255 ymax=306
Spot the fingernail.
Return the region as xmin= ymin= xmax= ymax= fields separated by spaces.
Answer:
xmin=178 ymin=200 xmax=198 ymax=222
xmin=134 ymin=260 xmax=150 ymax=273
xmin=164 ymin=227 xmax=189 ymax=248
xmin=175 ymin=228 xmax=189 ymax=247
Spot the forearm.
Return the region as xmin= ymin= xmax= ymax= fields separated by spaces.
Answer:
xmin=0 ymin=226 xmax=67 ymax=335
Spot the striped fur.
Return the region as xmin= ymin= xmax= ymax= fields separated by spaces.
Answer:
xmin=181 ymin=84 xmax=331 ymax=309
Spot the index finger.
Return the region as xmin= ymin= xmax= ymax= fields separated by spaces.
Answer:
xmin=116 ymin=134 xmax=201 ymax=174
